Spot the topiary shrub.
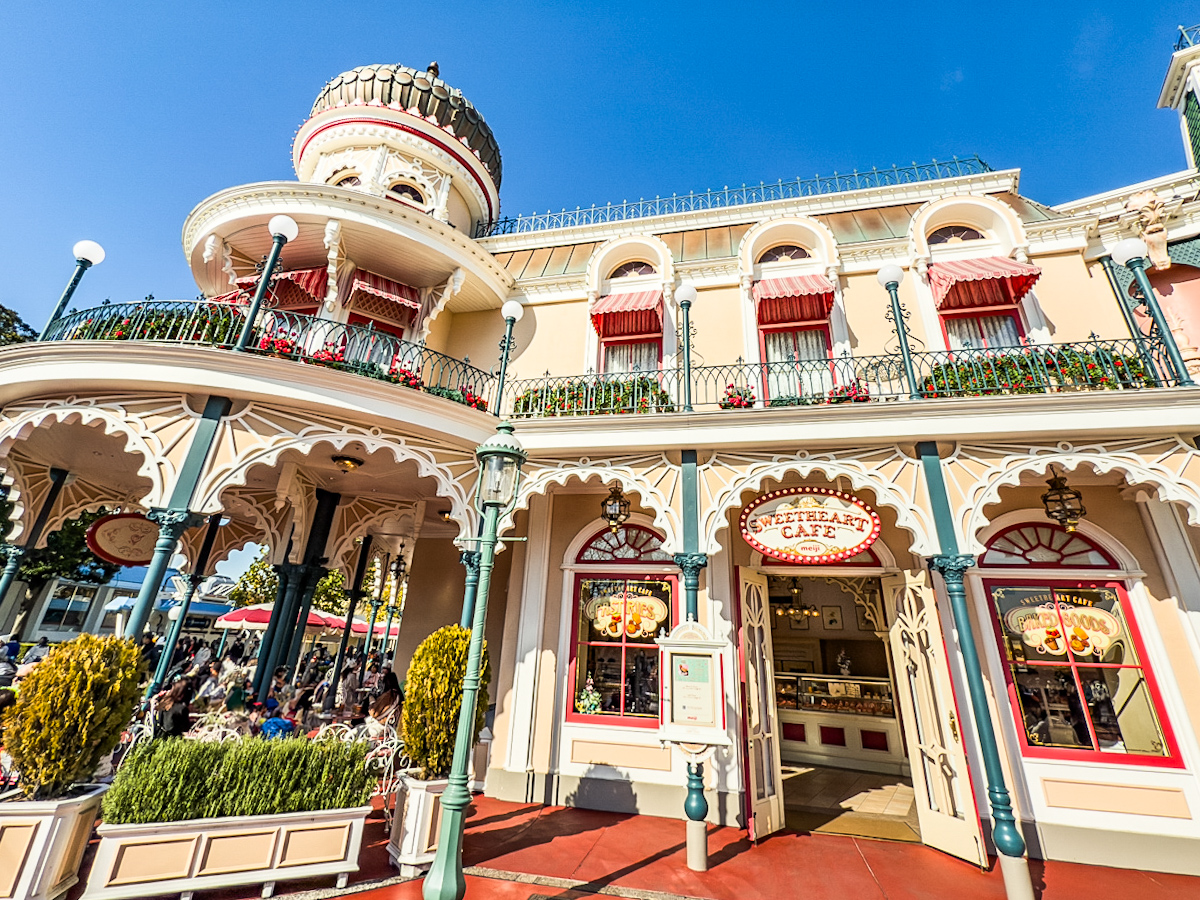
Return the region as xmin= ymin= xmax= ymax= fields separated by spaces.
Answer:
xmin=101 ymin=737 xmax=373 ymax=824
xmin=402 ymin=625 xmax=490 ymax=780
xmin=2 ymin=633 xmax=142 ymax=799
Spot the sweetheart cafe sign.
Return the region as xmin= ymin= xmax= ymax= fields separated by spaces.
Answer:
xmin=740 ymin=487 xmax=881 ymax=564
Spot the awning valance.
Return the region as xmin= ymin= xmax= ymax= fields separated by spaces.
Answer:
xmin=345 ymin=272 xmax=421 ymax=326
xmin=213 ymin=267 xmax=328 ymax=308
xmin=752 ymin=275 xmax=836 ymax=325
xmin=929 ymin=256 xmax=1041 ymax=311
xmin=591 ymin=290 xmax=664 ymax=338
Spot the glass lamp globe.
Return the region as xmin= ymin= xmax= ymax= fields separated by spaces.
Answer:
xmin=876 ymin=265 xmax=905 ymax=287
xmin=676 ymin=284 xmax=698 ymax=306
xmin=73 ymin=240 xmax=105 ymax=266
xmin=267 ymin=215 xmax=299 ymax=242
xmin=1110 ymin=238 xmax=1149 ymax=267
xmin=501 ymin=300 xmax=525 ymax=322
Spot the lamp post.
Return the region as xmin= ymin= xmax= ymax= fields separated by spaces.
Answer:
xmin=424 ymin=422 xmax=526 ymax=900
xmin=1110 ymin=237 xmax=1195 ymax=386
xmin=381 ymin=555 xmax=404 ymax=658
xmin=876 ymin=265 xmax=921 ymax=399
xmin=363 ymin=552 xmax=389 ymax=661
xmin=233 ymin=215 xmax=298 ymax=352
xmin=495 ymin=299 xmax=524 ymax=410
xmin=676 ymin=284 xmax=697 ymax=412
xmin=39 ymin=241 xmax=105 ymax=341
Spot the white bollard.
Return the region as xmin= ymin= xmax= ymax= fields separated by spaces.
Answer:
xmin=686 ymin=818 xmax=708 ymax=871
xmin=998 ymin=854 xmax=1035 ymax=900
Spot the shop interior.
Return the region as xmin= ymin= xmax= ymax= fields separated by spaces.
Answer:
xmin=765 ymin=573 xmax=920 ymax=841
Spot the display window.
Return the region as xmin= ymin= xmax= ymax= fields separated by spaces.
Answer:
xmin=567 ymin=525 xmax=676 ymax=728
xmin=984 ymin=577 xmax=1180 ymax=767
xmin=758 ymin=325 xmax=833 ymax=402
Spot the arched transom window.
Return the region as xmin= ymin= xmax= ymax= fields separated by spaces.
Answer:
xmin=609 ymin=260 xmax=656 ymax=278
xmin=757 ymin=244 xmax=811 ymax=263
xmin=981 ymin=524 xmax=1117 ymax=568
xmin=576 ymin=524 xmax=673 ymax=563
xmin=928 ymin=224 xmax=985 ymax=245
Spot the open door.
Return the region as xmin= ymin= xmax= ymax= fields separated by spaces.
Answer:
xmin=737 ymin=568 xmax=785 ymax=841
xmin=881 ymin=570 xmax=988 ymax=866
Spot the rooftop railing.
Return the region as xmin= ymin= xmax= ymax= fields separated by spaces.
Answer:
xmin=474 ymin=156 xmax=993 ymax=238
xmin=41 ymin=300 xmax=497 ymax=413
xmin=1177 ymin=24 xmax=1200 ymax=51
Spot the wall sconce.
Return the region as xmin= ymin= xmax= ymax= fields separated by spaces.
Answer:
xmin=1041 ymin=466 xmax=1086 ymax=532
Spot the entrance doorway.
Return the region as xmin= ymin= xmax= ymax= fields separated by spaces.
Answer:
xmin=738 ymin=567 xmax=987 ymax=865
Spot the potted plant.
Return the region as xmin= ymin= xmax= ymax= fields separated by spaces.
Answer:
xmin=719 ymin=383 xmax=755 ymax=409
xmin=389 ymin=624 xmax=490 ymax=876
xmin=0 ymin=634 xmax=142 ymax=900
xmin=83 ymin=737 xmax=373 ymax=900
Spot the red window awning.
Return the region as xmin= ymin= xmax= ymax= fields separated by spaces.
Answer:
xmin=591 ymin=290 xmax=663 ymax=338
xmin=929 ymin=256 xmax=1042 ymax=311
xmin=752 ymin=275 xmax=836 ymax=325
xmin=218 ymin=266 xmax=329 ymax=308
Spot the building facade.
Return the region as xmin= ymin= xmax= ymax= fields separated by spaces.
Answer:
xmin=6 ymin=32 xmax=1200 ymax=878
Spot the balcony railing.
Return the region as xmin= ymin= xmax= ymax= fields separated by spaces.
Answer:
xmin=474 ymin=156 xmax=993 ymax=238
xmin=503 ymin=337 xmax=1176 ymax=418
xmin=41 ymin=300 xmax=496 ymax=413
xmin=1177 ymin=24 xmax=1200 ymax=51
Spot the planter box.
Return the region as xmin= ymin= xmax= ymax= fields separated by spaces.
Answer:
xmin=387 ymin=775 xmax=448 ymax=878
xmin=0 ymin=785 xmax=108 ymax=900
xmin=81 ymin=805 xmax=372 ymax=900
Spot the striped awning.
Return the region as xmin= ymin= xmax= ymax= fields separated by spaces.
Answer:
xmin=213 ymin=267 xmax=328 ymax=308
xmin=344 ymin=272 xmax=420 ymax=326
xmin=752 ymin=275 xmax=836 ymax=325
xmin=591 ymin=290 xmax=663 ymax=338
xmin=929 ymin=256 xmax=1042 ymax=310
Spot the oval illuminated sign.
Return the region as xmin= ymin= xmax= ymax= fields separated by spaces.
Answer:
xmin=86 ymin=512 xmax=159 ymax=566
xmin=739 ymin=488 xmax=881 ymax=564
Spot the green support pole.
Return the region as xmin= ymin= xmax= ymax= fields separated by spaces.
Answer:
xmin=457 ymin=551 xmax=481 ymax=629
xmin=363 ymin=596 xmax=383 ymax=660
xmin=917 ymin=441 xmax=1029 ymax=884
xmin=217 ymin=628 xmax=229 ymax=658
xmin=284 ymin=564 xmax=327 ymax=677
xmin=149 ymin=513 xmax=222 ymax=695
xmin=38 ymin=258 xmax=94 ymax=341
xmin=257 ymin=563 xmax=303 ymax=701
xmin=1124 ymin=256 xmax=1195 ymax=386
xmin=884 ymin=278 xmax=922 ymax=399
xmin=0 ymin=466 xmax=69 ymax=629
xmin=326 ymin=535 xmax=373 ymax=713
xmin=253 ymin=562 xmax=294 ymax=695
xmin=672 ymin=448 xmax=709 ymax=869
xmin=680 ymin=293 xmax=694 ymax=412
xmin=233 ymin=232 xmax=287 ymax=353
xmin=123 ymin=396 xmax=230 ymax=640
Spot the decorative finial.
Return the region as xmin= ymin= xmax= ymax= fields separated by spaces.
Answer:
xmin=427 ymin=61 xmax=440 ymax=77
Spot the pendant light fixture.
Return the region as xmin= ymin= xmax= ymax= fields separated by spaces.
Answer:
xmin=1041 ymin=466 xmax=1086 ymax=532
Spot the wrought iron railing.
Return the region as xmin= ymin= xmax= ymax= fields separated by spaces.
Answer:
xmin=42 ymin=300 xmax=497 ymax=413
xmin=1177 ymin=24 xmax=1200 ymax=51
xmin=475 ymin=156 xmax=993 ymax=237
xmin=502 ymin=337 xmax=1174 ymax=417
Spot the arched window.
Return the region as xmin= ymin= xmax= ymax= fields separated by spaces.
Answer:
xmin=569 ymin=524 xmax=674 ymax=727
xmin=331 ymin=172 xmax=362 ymax=188
xmin=609 ymin=260 xmax=656 ymax=278
xmin=928 ymin=224 xmax=985 ymax=245
xmin=387 ymin=182 xmax=425 ymax=205
xmin=981 ymin=524 xmax=1116 ymax=568
xmin=757 ymin=244 xmax=811 ymax=263
xmin=980 ymin=522 xmax=1178 ymax=766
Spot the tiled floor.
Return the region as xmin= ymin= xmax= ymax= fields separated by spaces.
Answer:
xmin=781 ymin=763 xmax=920 ymax=841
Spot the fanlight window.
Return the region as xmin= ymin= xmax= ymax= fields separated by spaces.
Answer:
xmin=928 ymin=225 xmax=985 ymax=245
xmin=758 ymin=244 xmax=811 ymax=263
xmin=388 ymin=182 xmax=425 ymax=204
xmin=609 ymin=260 xmax=656 ymax=278
xmin=331 ymin=172 xmax=362 ymax=188
xmin=981 ymin=524 xmax=1117 ymax=569
xmin=577 ymin=525 xmax=672 ymax=563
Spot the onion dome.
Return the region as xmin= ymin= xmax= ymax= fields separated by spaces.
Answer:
xmin=309 ymin=63 xmax=502 ymax=187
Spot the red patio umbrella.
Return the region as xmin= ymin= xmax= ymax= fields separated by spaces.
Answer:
xmin=214 ymin=603 xmax=326 ymax=632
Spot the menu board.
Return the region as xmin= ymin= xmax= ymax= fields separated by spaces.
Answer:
xmin=670 ymin=653 xmax=716 ymax=728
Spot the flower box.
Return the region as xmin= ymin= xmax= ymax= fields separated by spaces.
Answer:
xmin=387 ymin=774 xmax=448 ymax=878
xmin=0 ymin=785 xmax=108 ymax=900
xmin=80 ymin=804 xmax=372 ymax=900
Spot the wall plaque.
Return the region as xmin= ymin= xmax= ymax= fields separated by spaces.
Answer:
xmin=740 ymin=487 xmax=881 ymax=564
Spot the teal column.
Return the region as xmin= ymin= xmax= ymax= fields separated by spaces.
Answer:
xmin=253 ymin=562 xmax=295 ymax=694
xmin=918 ymin=441 xmax=1026 ymax=860
xmin=0 ymin=466 xmax=70 ymax=628
xmin=1124 ymin=256 xmax=1195 ymax=386
xmin=883 ymin=277 xmax=921 ymax=399
xmin=123 ymin=396 xmax=231 ymax=640
xmin=326 ymin=535 xmax=373 ymax=712
xmin=257 ymin=562 xmax=304 ymax=700
xmin=457 ymin=551 xmax=481 ymax=629
xmin=0 ymin=549 xmax=26 ymax=630
xmin=284 ymin=564 xmax=327 ymax=677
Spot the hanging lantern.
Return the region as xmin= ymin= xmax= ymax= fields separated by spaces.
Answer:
xmin=601 ymin=484 xmax=631 ymax=533
xmin=1041 ymin=467 xmax=1086 ymax=532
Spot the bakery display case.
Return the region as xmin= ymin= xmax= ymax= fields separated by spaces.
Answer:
xmin=796 ymin=674 xmax=895 ymax=718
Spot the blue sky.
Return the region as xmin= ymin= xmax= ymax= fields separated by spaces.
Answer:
xmin=3 ymin=2 xmax=1199 ymax=573
xmin=2 ymin=3 xmax=1199 ymax=328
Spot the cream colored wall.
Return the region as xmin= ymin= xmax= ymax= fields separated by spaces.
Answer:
xmin=691 ymin=285 xmax=746 ymax=366
xmin=506 ymin=300 xmax=590 ymax=379
xmin=1037 ymin=255 xmax=1129 ymax=342
xmin=446 ymin=188 xmax=473 ymax=234
xmin=442 ymin=309 xmax=505 ymax=371
xmin=422 ymin=309 xmax=454 ymax=356
xmin=393 ymin=537 xmax=512 ymax=703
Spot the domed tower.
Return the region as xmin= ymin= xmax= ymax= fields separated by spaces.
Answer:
xmin=183 ymin=62 xmax=511 ymax=344
xmin=294 ymin=62 xmax=502 ymax=232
